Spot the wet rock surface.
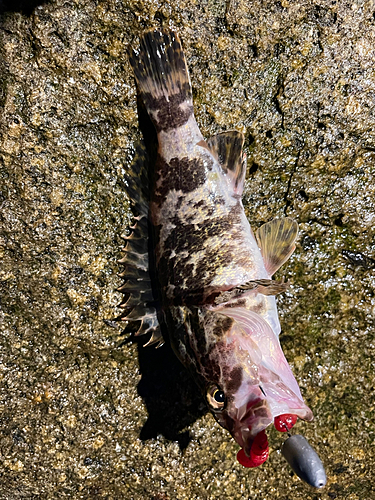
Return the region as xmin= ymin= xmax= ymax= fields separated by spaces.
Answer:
xmin=1 ymin=0 xmax=374 ymax=498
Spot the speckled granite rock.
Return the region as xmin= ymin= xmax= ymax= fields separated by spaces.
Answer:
xmin=0 ymin=1 xmax=374 ymax=498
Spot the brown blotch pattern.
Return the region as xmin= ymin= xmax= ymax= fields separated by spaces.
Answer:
xmin=226 ymin=366 xmax=243 ymax=393
xmin=143 ymin=87 xmax=193 ymax=132
xmin=156 ymin=203 xmax=244 ymax=302
xmin=213 ymin=316 xmax=234 ymax=338
xmin=154 ymin=155 xmax=210 ymax=202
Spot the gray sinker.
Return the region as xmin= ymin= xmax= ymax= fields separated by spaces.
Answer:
xmin=282 ymin=434 xmax=327 ymax=488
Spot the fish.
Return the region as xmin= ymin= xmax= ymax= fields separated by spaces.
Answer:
xmin=121 ymin=29 xmax=314 ymax=468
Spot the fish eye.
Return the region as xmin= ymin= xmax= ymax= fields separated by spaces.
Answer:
xmin=206 ymin=385 xmax=226 ymax=411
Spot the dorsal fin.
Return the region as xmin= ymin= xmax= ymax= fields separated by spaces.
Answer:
xmin=117 ymin=142 xmax=163 ymax=348
xmin=207 ymin=131 xmax=246 ymax=196
xmin=256 ymin=218 xmax=298 ymax=276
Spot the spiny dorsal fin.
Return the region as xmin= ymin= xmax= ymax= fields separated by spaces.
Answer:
xmin=117 ymin=142 xmax=163 ymax=348
xmin=117 ymin=216 xmax=163 ymax=347
xmin=207 ymin=131 xmax=246 ymax=196
xmin=256 ymin=218 xmax=298 ymax=276
xmin=123 ymin=144 xmax=150 ymax=218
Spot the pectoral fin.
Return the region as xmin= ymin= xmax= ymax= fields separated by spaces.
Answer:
xmin=207 ymin=130 xmax=246 ymax=196
xmin=256 ymin=218 xmax=298 ymax=276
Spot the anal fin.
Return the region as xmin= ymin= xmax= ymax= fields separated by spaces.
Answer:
xmin=207 ymin=130 xmax=246 ymax=196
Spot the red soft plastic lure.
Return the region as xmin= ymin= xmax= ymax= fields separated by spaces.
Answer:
xmin=237 ymin=430 xmax=269 ymax=468
xmin=237 ymin=415 xmax=298 ymax=468
xmin=274 ymin=413 xmax=298 ymax=432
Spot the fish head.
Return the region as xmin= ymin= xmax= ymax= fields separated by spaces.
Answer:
xmin=189 ymin=306 xmax=313 ymax=459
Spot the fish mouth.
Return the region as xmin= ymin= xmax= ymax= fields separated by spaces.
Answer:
xmin=230 ymin=398 xmax=314 ymax=457
xmin=231 ymin=399 xmax=271 ymax=456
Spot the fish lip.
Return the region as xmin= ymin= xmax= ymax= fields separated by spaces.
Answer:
xmin=230 ymin=400 xmax=314 ymax=456
xmin=229 ymin=401 xmax=271 ymax=455
xmin=234 ymin=423 xmax=268 ymax=457
xmin=241 ymin=432 xmax=255 ymax=457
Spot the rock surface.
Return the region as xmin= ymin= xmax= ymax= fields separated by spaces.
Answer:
xmin=1 ymin=0 xmax=374 ymax=498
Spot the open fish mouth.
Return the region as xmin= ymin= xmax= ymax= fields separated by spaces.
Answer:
xmin=235 ymin=406 xmax=313 ymax=457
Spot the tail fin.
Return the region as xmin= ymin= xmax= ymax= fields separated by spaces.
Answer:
xmin=129 ymin=30 xmax=194 ymax=132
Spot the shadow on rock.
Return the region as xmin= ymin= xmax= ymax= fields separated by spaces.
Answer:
xmin=0 ymin=0 xmax=51 ymax=16
xmin=136 ymin=334 xmax=208 ymax=450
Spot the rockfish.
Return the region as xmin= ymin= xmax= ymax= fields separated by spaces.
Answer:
xmin=121 ymin=29 xmax=313 ymax=467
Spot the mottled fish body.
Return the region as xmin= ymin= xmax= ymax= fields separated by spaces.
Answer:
xmin=124 ymin=30 xmax=313 ymax=466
